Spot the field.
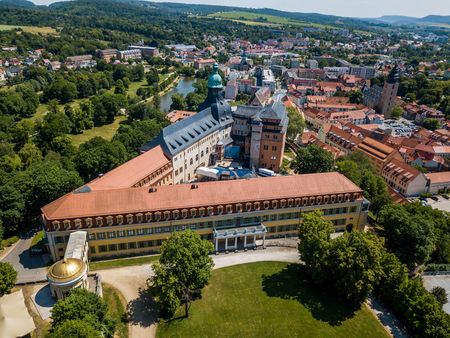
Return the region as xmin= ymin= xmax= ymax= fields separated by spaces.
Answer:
xmin=68 ymin=115 xmax=126 ymax=148
xmin=208 ymin=11 xmax=338 ymax=30
xmin=103 ymin=284 xmax=129 ymax=338
xmin=156 ymin=262 xmax=389 ymax=338
xmin=0 ymin=24 xmax=57 ymax=35
xmin=89 ymin=254 xmax=159 ymax=271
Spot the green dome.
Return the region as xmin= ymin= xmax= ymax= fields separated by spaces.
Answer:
xmin=207 ymin=63 xmax=223 ymax=89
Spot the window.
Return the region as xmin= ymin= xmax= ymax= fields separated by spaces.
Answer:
xmin=264 ymin=201 xmax=270 ymax=210
xmin=127 ymin=230 xmax=135 ymax=236
xmin=236 ymin=204 xmax=242 ymax=212
xmin=116 ymin=215 xmax=123 ymax=225
xmin=119 ymin=243 xmax=127 ymax=250
xmin=182 ymin=209 xmax=188 ymax=218
xmin=226 ymin=205 xmax=233 ymax=214
xmin=199 ymin=208 xmax=205 ymax=217
xmin=173 ymin=210 xmax=179 ymax=219
xmin=137 ymin=229 xmax=144 ymax=235
xmin=107 ymin=232 xmax=116 ymax=239
xmin=108 ymin=244 xmax=117 ymax=251
xmin=99 ymin=245 xmax=107 ymax=253
xmin=263 ymin=145 xmax=269 ymax=150
xmin=136 ymin=213 xmax=143 ymax=223
xmin=195 ymin=154 xmax=199 ymax=161
xmin=74 ymin=219 xmax=82 ymax=229
xmin=272 ymin=146 xmax=277 ymax=151
xmin=272 ymin=200 xmax=278 ymax=209
xmin=254 ymin=202 xmax=260 ymax=210
xmin=118 ymin=230 xmax=125 ymax=237
xmin=88 ymin=233 xmax=95 ymax=241
xmin=96 ymin=217 xmax=103 ymax=227
xmin=155 ymin=212 xmax=161 ymax=221
xmin=217 ymin=206 xmax=223 ymax=215
xmin=63 ymin=220 xmax=71 ymax=229
xmin=128 ymin=242 xmax=136 ymax=249
xmin=126 ymin=214 xmax=133 ymax=224
xmin=52 ymin=221 xmax=60 ymax=230
xmin=145 ymin=213 xmax=152 ymax=222
xmin=190 ymin=208 xmax=197 ymax=217
xmin=190 ymin=158 xmax=193 ymax=165
xmin=246 ymin=203 xmax=252 ymax=212
xmin=97 ymin=233 xmax=105 ymax=240
xmin=164 ymin=211 xmax=171 ymax=220
xmin=106 ymin=216 xmax=113 ymax=226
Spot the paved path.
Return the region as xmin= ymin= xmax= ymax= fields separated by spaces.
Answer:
xmin=98 ymin=247 xmax=300 ymax=338
xmin=423 ymin=273 xmax=450 ymax=314
xmin=1 ymin=237 xmax=49 ymax=284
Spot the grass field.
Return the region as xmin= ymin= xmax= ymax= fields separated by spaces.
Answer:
xmin=156 ymin=262 xmax=389 ymax=338
xmin=0 ymin=24 xmax=57 ymax=35
xmin=209 ymin=11 xmax=339 ymax=30
xmin=68 ymin=115 xmax=126 ymax=147
xmin=103 ymin=284 xmax=129 ymax=338
xmin=89 ymin=254 xmax=159 ymax=271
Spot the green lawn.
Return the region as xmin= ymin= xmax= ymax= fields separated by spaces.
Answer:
xmin=103 ymin=284 xmax=129 ymax=338
xmin=89 ymin=254 xmax=159 ymax=271
xmin=209 ymin=11 xmax=339 ymax=30
xmin=31 ymin=231 xmax=44 ymax=247
xmin=0 ymin=24 xmax=57 ymax=35
xmin=156 ymin=262 xmax=389 ymax=338
xmin=68 ymin=115 xmax=126 ymax=148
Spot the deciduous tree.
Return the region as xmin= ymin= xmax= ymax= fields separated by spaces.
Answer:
xmin=150 ymin=230 xmax=214 ymax=318
xmin=0 ymin=262 xmax=17 ymax=296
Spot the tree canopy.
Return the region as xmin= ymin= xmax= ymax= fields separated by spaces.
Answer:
xmin=0 ymin=262 xmax=17 ymax=296
xmin=291 ymin=145 xmax=334 ymax=174
xmin=50 ymin=289 xmax=115 ymax=337
xmin=150 ymin=230 xmax=214 ymax=318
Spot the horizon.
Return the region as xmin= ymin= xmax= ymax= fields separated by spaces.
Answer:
xmin=27 ymin=0 xmax=450 ymax=18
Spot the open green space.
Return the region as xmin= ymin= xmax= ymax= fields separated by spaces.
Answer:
xmin=68 ymin=115 xmax=126 ymax=148
xmin=156 ymin=262 xmax=389 ymax=338
xmin=89 ymin=254 xmax=159 ymax=271
xmin=0 ymin=24 xmax=57 ymax=35
xmin=103 ymin=284 xmax=129 ymax=338
xmin=209 ymin=11 xmax=339 ymax=30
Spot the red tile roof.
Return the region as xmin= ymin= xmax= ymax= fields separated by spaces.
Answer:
xmin=42 ymin=172 xmax=362 ymax=221
xmin=425 ymin=171 xmax=450 ymax=184
xmin=87 ymin=145 xmax=171 ymax=191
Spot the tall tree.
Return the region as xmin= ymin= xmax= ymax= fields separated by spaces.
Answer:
xmin=298 ymin=210 xmax=333 ymax=284
xmin=379 ymin=204 xmax=436 ymax=269
xmin=286 ymin=106 xmax=305 ymax=140
xmin=150 ymin=230 xmax=214 ymax=318
xmin=329 ymin=232 xmax=384 ymax=305
xmin=291 ymin=145 xmax=334 ymax=174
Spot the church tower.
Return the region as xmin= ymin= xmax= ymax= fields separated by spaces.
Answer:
xmin=378 ymin=65 xmax=399 ymax=119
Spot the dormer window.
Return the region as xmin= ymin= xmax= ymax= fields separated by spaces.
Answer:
xmin=116 ymin=215 xmax=123 ymax=225
xmin=96 ymin=217 xmax=103 ymax=227
xmin=126 ymin=214 xmax=133 ymax=224
xmin=106 ymin=216 xmax=113 ymax=226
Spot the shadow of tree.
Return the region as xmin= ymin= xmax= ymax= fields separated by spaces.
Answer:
xmin=127 ymin=287 xmax=159 ymax=328
xmin=261 ymin=264 xmax=358 ymax=326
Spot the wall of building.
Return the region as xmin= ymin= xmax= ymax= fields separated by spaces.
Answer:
xmin=172 ymin=126 xmax=232 ymax=184
xmin=46 ymin=199 xmax=366 ymax=261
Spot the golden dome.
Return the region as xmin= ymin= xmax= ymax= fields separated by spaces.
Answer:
xmin=47 ymin=258 xmax=86 ymax=283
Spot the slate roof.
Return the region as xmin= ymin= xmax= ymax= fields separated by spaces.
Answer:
xmin=141 ymin=102 xmax=233 ymax=156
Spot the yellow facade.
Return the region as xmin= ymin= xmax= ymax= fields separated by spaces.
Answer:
xmin=46 ymin=199 xmax=366 ymax=261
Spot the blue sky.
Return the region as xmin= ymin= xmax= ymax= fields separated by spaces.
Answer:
xmin=31 ymin=0 xmax=450 ymax=18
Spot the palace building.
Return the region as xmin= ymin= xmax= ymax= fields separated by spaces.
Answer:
xmin=42 ymin=173 xmax=369 ymax=261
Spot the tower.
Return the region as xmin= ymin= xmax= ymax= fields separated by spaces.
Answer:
xmin=378 ymin=65 xmax=399 ymax=119
xmin=198 ymin=63 xmax=224 ymax=112
xmin=255 ymin=66 xmax=264 ymax=87
xmin=249 ymin=116 xmax=263 ymax=169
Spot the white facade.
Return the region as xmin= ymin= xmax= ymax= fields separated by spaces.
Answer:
xmin=172 ymin=126 xmax=232 ymax=184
